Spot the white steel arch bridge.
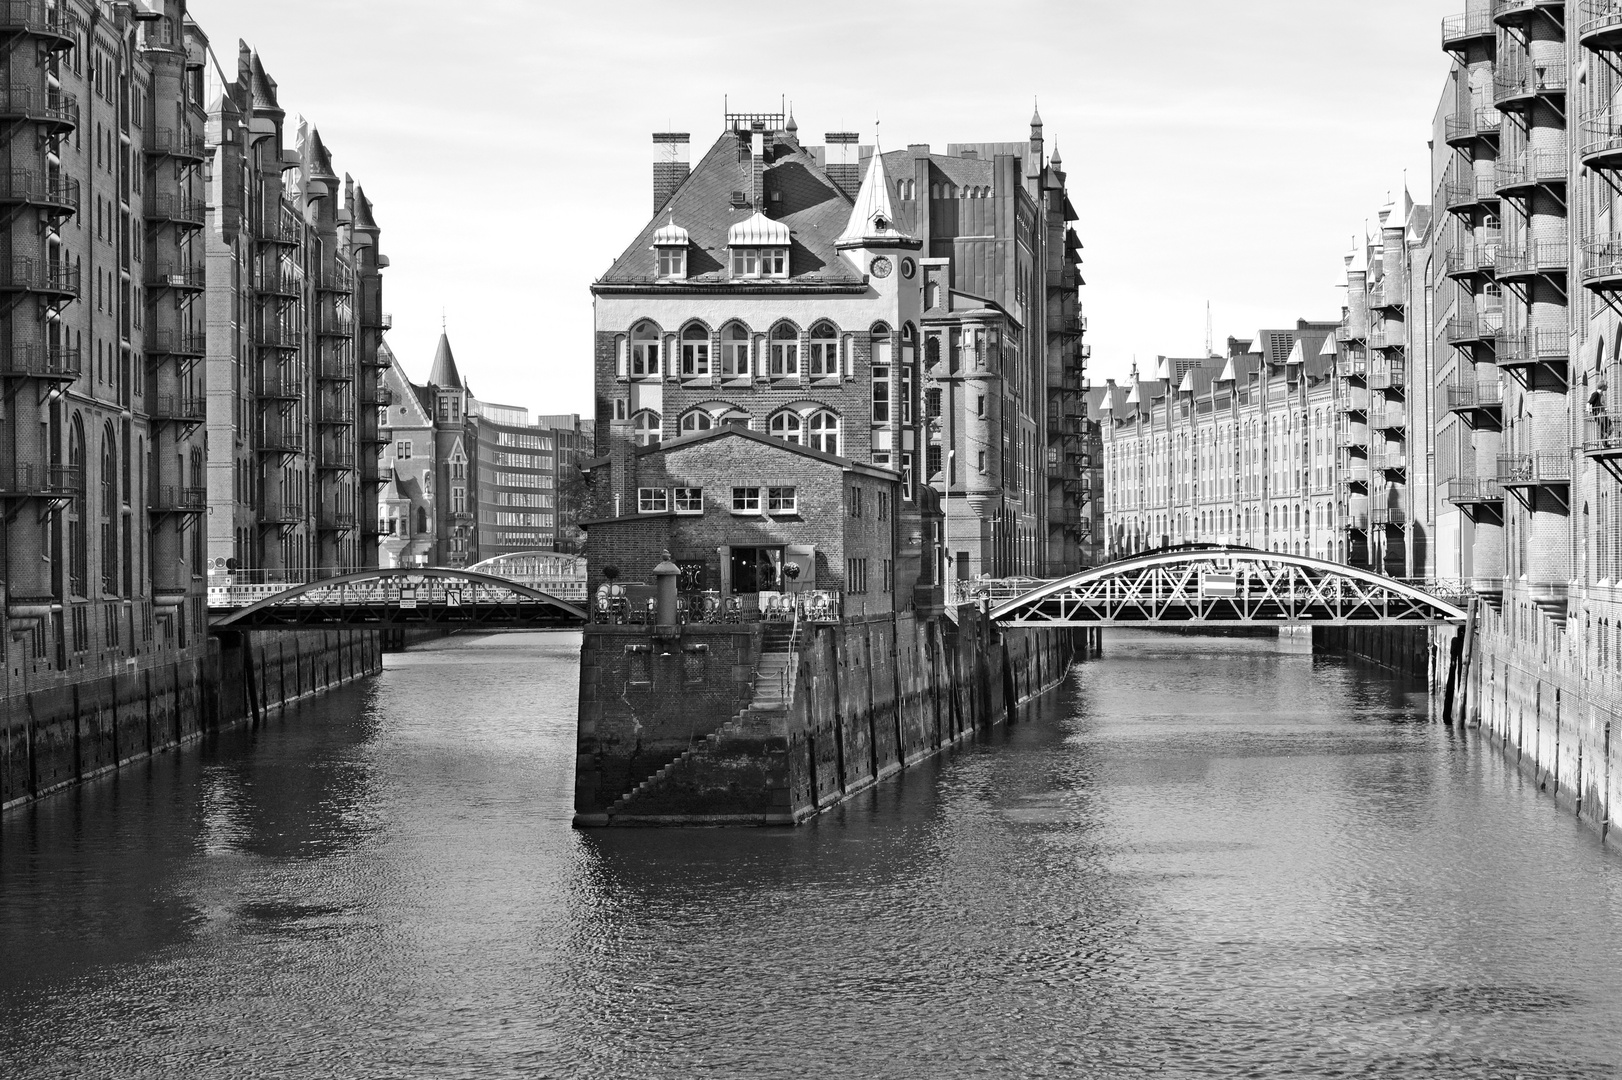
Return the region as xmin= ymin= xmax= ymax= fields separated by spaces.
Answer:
xmin=209 ymin=567 xmax=588 ymax=630
xmin=981 ymin=546 xmax=1469 ymax=628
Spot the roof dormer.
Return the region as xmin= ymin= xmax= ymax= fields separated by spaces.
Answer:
xmin=727 ymin=211 xmax=791 ymax=279
xmin=652 ymin=216 xmax=689 ymax=280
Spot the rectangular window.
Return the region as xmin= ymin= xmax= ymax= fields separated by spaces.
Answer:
xmin=771 ymin=338 xmax=798 ymax=376
xmin=767 ymin=486 xmax=797 ymax=514
xmin=732 ymin=248 xmax=759 ymax=277
xmin=616 ymin=337 xmax=628 ymax=379
xmin=882 ymin=559 xmax=892 ymax=592
xmin=878 ymin=491 xmax=889 ymax=521
xmin=764 ymin=248 xmax=786 ymax=276
xmin=732 ymin=486 xmax=761 ymax=513
xmin=810 ymin=337 xmax=839 ymax=377
xmin=614 ymin=398 xmax=627 ymax=420
xmin=637 ymin=488 xmax=668 ymax=513
xmin=632 ymin=339 xmax=659 ymax=377
xmin=452 ymin=488 xmax=466 ymax=512
xmin=900 ymin=452 xmax=913 ymax=500
xmin=872 ymin=365 xmax=890 ymax=422
xmin=395 ymin=440 xmax=412 ymax=459
xmin=926 ymin=387 xmax=941 ymax=418
xmin=850 ymin=486 xmax=863 ymax=518
xmin=658 ymin=248 xmax=685 ymax=278
xmin=681 ymin=339 xmax=710 ymax=376
xmin=722 ymin=336 xmax=750 ymax=377
xmin=927 ymin=445 xmax=942 ymax=479
xmin=673 ymin=487 xmax=703 ymax=513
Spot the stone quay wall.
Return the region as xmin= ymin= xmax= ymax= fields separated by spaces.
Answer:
xmin=1 ymin=631 xmax=381 ymax=812
xmin=573 ymin=612 xmax=1085 ymax=827
xmin=1313 ymin=624 xmax=1433 ymax=681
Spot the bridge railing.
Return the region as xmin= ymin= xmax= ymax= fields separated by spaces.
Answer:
xmin=959 ymin=571 xmax=1473 ymax=611
xmin=208 ymin=566 xmax=586 ymax=609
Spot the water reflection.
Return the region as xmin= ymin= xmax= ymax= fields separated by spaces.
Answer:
xmin=0 ymin=629 xmax=1619 ymax=1079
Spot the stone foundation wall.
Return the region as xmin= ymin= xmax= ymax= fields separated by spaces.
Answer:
xmin=1 ymin=630 xmax=381 ymax=812
xmin=574 ymin=611 xmax=1084 ymax=827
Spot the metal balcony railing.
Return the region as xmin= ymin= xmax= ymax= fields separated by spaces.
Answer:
xmin=1495 ymin=329 xmax=1568 ymax=368
xmin=1584 ymin=417 xmax=1622 ymax=457
xmin=254 ymin=324 xmax=299 ymax=350
xmin=258 ymin=268 xmax=301 ymax=298
xmin=317 ymin=449 xmax=356 ymax=472
xmin=146 ymin=263 xmax=204 ymax=291
xmin=1372 ymin=407 xmax=1408 ymax=431
xmin=1370 ymin=363 xmax=1407 ymax=391
xmin=0 ymin=0 xmax=77 ymax=40
xmin=1445 ymin=176 xmax=1500 ymax=214
xmin=1337 ymin=430 xmax=1369 ymax=449
xmin=1580 ymin=0 xmax=1622 ymax=51
xmin=1369 ymin=326 xmax=1408 ymax=350
xmin=1445 ymin=312 xmax=1505 ymax=347
xmin=0 ymin=85 xmax=78 ymax=130
xmin=146 ymin=328 xmax=207 ymax=356
xmin=1344 ymin=510 xmax=1370 ymax=532
xmin=1342 ymin=387 xmax=1370 ymax=412
xmin=362 ymin=386 xmax=394 ymax=407
xmin=148 ymin=485 xmax=206 ymax=513
xmin=1442 ymin=10 xmax=1495 ymax=50
xmin=1446 ymin=381 xmax=1505 ymax=411
xmin=317 ymin=509 xmax=357 ymax=531
xmin=258 ymin=502 xmax=305 ymax=525
xmin=0 ymin=463 xmax=79 ymax=498
xmin=315 ymin=311 xmax=355 ymax=337
xmin=1447 ymin=478 xmax=1505 ymax=504
xmin=147 ymin=193 xmax=206 ymax=226
xmin=1370 ymin=508 xmax=1408 ymax=528
xmin=1582 ymin=237 xmax=1622 ymax=290
xmin=1372 ymin=452 xmax=1408 ymax=474
xmin=317 ymin=359 xmax=356 ymax=381
xmin=1369 ymin=282 xmax=1404 ymax=311
xmin=1495 ymin=53 xmax=1568 ymax=107
xmin=1444 ymin=105 xmax=1504 ymax=146
xmin=1339 ymin=355 xmax=1368 ymax=378
xmin=1499 ymin=450 xmax=1572 ymax=485
xmin=314 ymin=270 xmax=354 ymax=294
xmin=1494 ymin=236 xmax=1569 ymax=279
xmin=146 ymin=126 xmax=205 ymax=160
xmin=1495 ymin=149 xmax=1568 ymax=194
xmin=316 ymin=402 xmax=355 ymax=425
xmin=258 ymin=426 xmax=304 ymax=453
xmin=256 ymin=211 xmax=301 ymax=247
xmin=0 ymin=168 xmax=78 ymax=213
xmin=0 ymin=256 xmax=79 ymax=297
xmin=148 ymin=394 xmax=206 ymax=423
xmin=1444 ymin=242 xmax=1499 ymax=280
xmin=0 ymin=343 xmax=80 ymax=381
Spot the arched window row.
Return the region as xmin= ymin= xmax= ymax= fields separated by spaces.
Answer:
xmin=630 ymin=405 xmax=841 ymax=456
xmin=928 ymin=183 xmax=992 ymax=199
xmin=614 ymin=319 xmax=915 ymax=382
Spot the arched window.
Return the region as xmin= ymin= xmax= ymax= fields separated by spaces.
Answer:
xmin=901 ymin=322 xmax=916 ymax=344
xmin=632 ymin=409 xmax=661 ymax=447
xmin=630 ymin=321 xmax=660 ymax=377
xmin=680 ymin=323 xmax=710 ymax=377
xmin=720 ymin=323 xmax=750 ymax=378
xmin=809 ymin=322 xmax=840 ymax=377
xmin=101 ymin=425 xmax=117 ymax=594
xmin=416 ymin=506 xmax=428 ymax=535
xmin=680 ymin=409 xmax=714 ymax=434
xmin=807 ymin=410 xmax=840 ymax=455
xmin=770 ymin=323 xmax=799 ymax=377
xmin=769 ymin=410 xmax=803 ymax=444
xmin=926 ymin=281 xmax=940 ymax=309
xmin=68 ymin=415 xmax=86 ymax=597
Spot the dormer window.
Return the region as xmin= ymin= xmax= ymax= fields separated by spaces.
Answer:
xmin=727 ymin=211 xmax=791 ymax=280
xmin=651 ymin=217 xmax=690 ymax=281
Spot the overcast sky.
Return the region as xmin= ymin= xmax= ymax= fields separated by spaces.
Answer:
xmin=199 ymin=0 xmax=1452 ymax=412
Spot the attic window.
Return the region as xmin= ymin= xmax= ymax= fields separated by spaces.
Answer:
xmin=657 ymin=246 xmax=686 ymax=279
xmin=732 ymin=247 xmax=787 ymax=278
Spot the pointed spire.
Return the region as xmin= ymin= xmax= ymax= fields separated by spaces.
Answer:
xmin=428 ymin=332 xmax=462 ymax=389
xmin=1050 ymin=141 xmax=1063 ymax=169
xmin=836 ymin=145 xmax=912 ymax=248
xmin=1031 ymin=99 xmax=1043 ymax=128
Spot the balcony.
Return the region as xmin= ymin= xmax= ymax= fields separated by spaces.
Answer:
xmin=0 ymin=85 xmax=78 ymax=133
xmin=1580 ymin=115 xmax=1622 ymax=171
xmin=1445 ymin=312 xmax=1505 ymax=349
xmin=254 ymin=323 xmax=300 ymax=352
xmin=315 ymin=310 xmax=355 ymax=338
xmin=257 ymin=375 xmax=301 ymax=401
xmin=362 ymin=386 xmax=394 ymax=408
xmin=146 ymin=328 xmax=206 ymax=357
xmin=1446 ymin=381 xmax=1505 ymax=420
xmin=1342 ymin=463 xmax=1371 ymax=488
xmin=1369 ymin=508 xmax=1408 ymax=529
xmin=1499 ymin=450 xmax=1572 ymax=487
xmin=316 ymin=402 xmax=354 ymax=426
xmin=145 ymin=263 xmax=204 ymax=293
xmin=1335 ymin=325 xmax=1365 ymax=345
xmin=1495 ymin=149 xmax=1568 ymax=197
xmin=256 ymin=212 xmax=301 ymax=248
xmin=1344 ymin=511 xmax=1370 ymax=532
xmin=1447 ymin=478 xmax=1505 ymax=505
xmin=1369 ymin=282 xmax=1404 ymax=312
xmin=0 ymin=168 xmax=78 ymax=218
xmin=0 ymin=256 xmax=79 ymax=301
xmin=258 ymin=268 xmax=301 ymax=299
xmin=360 ymin=424 xmax=392 ymax=446
xmin=258 ymin=502 xmax=305 ymax=526
xmin=1371 ymin=407 xmax=1408 ymax=432
xmin=1494 ymin=53 xmax=1568 ymax=112
xmin=1339 ymin=354 xmax=1368 ymax=379
xmin=314 ymin=270 xmax=353 ymax=294
xmin=1342 ymin=387 xmax=1370 ymax=413
xmin=1494 ymin=236 xmax=1569 ymax=283
xmin=1444 ymin=242 xmax=1499 ymax=282
xmin=1369 ymin=326 xmax=1408 ymax=351
xmin=148 ymin=485 xmax=206 ymax=515
xmin=317 ymin=359 xmax=355 ymax=382
xmin=317 ymin=509 xmax=357 ymax=532
xmin=0 ymin=463 xmax=78 ymax=500
xmin=146 ymin=193 xmax=206 ymax=228
xmin=1445 ymin=176 xmax=1500 ymax=216
xmin=257 ymin=426 xmax=304 ymax=454
xmin=317 ymin=449 xmax=356 ymax=473
xmin=1444 ymin=105 xmax=1504 ymax=147
xmin=360 ymin=309 xmax=393 ymax=331
xmin=1582 ymin=237 xmax=1622 ymax=292
xmin=145 ymin=126 xmax=206 ymax=161
xmin=0 ymin=1 xmax=78 ymax=48
xmin=1337 ymin=429 xmax=1369 ymax=451
xmin=147 ymin=394 xmax=206 ymax=425
xmin=1372 ymin=452 xmax=1408 ymax=476
xmin=1496 ymin=0 xmax=1569 ymax=27
xmin=1580 ymin=0 xmax=1622 ymax=51
xmin=1583 ymin=416 xmax=1622 ymax=461
xmin=1370 ymin=362 xmax=1407 ymax=392
xmin=360 ymin=343 xmax=392 ymax=367
xmin=1442 ymin=10 xmax=1496 ymax=53
xmin=0 ymin=343 xmax=79 ymax=383
xmin=1495 ymin=329 xmax=1568 ymax=370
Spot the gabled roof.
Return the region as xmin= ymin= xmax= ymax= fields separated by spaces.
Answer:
xmin=597 ymin=131 xmax=865 ymax=288
xmin=633 ymin=425 xmax=899 ymax=481
xmin=427 ymin=332 xmax=461 ymax=388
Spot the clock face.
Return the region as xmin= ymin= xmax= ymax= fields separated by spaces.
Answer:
xmin=870 ymin=255 xmax=893 ymax=279
xmin=900 ymin=257 xmax=916 ymax=279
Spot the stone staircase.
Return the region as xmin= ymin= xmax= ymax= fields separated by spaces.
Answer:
xmin=604 ymin=620 xmax=800 ymax=818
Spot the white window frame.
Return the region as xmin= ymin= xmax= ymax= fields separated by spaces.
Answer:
xmin=807 ymin=410 xmax=839 ymax=455
xmin=809 ymin=324 xmax=839 ymax=378
xmin=731 ymin=486 xmax=761 ymax=514
xmin=657 ymin=247 xmax=685 ymax=279
xmin=630 ymin=325 xmax=660 ymax=377
xmin=770 ymin=411 xmax=803 ymax=444
xmin=721 ymin=326 xmax=751 ymax=377
xmin=679 ymin=410 xmax=713 ymax=434
xmin=767 ymin=486 xmax=797 ymax=514
xmin=770 ymin=327 xmax=799 ymax=377
xmin=680 ymin=326 xmax=710 ymax=376
xmin=637 ymin=487 xmax=669 ymax=513
xmin=872 ymin=364 xmax=890 ymax=423
xmin=673 ymin=487 xmax=703 ymax=514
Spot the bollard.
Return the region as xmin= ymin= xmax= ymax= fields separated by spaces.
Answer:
xmin=652 ymin=549 xmax=679 ymax=626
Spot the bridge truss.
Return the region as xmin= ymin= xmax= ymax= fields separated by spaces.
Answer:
xmin=209 ymin=567 xmax=588 ymax=630
xmin=986 ymin=547 xmax=1469 ymax=628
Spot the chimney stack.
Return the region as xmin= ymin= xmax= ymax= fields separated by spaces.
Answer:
xmin=652 ymin=132 xmax=690 ymax=214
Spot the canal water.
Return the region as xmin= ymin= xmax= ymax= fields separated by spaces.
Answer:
xmin=3 ymin=629 xmax=1622 ymax=1078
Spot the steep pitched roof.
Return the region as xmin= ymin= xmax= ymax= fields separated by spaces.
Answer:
xmin=627 ymin=426 xmax=899 ymax=480
xmin=597 ymin=132 xmax=865 ymax=288
xmin=427 ymin=332 xmax=461 ymax=388
xmin=837 ymin=146 xmax=913 ymax=247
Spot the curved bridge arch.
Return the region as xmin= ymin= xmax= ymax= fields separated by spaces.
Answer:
xmin=988 ymin=546 xmax=1468 ymax=627
xmin=211 ymin=566 xmax=589 ymax=630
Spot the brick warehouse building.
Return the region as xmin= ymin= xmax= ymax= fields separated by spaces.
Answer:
xmin=587 ymin=108 xmax=1089 ymax=596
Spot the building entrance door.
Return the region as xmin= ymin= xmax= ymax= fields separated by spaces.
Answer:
xmin=729 ymin=547 xmax=784 ymax=595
